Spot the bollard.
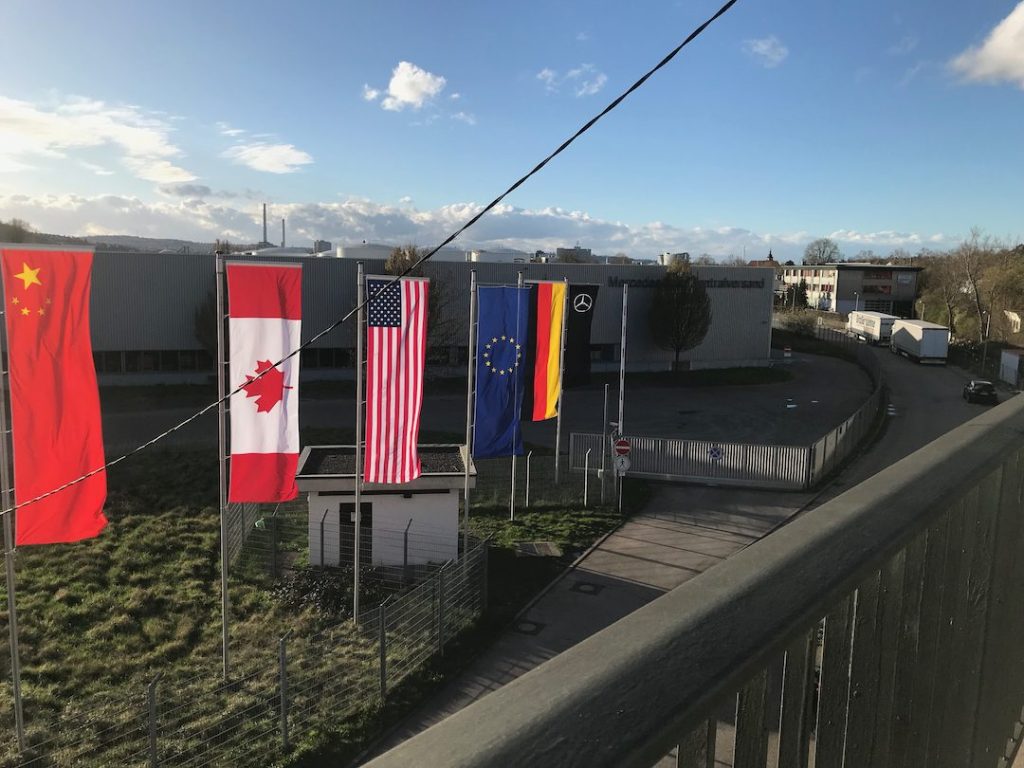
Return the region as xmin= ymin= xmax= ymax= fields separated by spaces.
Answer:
xmin=147 ymin=672 xmax=163 ymax=768
xmin=583 ymin=448 xmax=592 ymax=506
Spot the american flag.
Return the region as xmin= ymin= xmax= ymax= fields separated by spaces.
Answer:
xmin=364 ymin=277 xmax=430 ymax=483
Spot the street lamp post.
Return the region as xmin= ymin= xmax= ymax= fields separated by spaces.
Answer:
xmin=853 ymin=292 xmax=859 ymax=313
xmin=981 ymin=311 xmax=992 ymax=374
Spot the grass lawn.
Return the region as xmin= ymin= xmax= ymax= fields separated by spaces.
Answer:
xmin=0 ymin=424 xmax=649 ymax=766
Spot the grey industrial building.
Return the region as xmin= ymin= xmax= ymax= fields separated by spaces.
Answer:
xmin=83 ymin=251 xmax=775 ymax=382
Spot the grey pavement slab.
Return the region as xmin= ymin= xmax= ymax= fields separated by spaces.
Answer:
xmin=366 ymin=483 xmax=814 ymax=758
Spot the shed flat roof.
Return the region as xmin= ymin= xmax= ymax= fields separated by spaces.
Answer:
xmin=295 ymin=444 xmax=475 ymax=493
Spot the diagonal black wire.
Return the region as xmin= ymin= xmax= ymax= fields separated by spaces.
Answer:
xmin=1 ymin=0 xmax=741 ymax=518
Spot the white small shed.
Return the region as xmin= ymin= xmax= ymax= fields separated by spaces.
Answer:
xmin=295 ymin=444 xmax=476 ymax=568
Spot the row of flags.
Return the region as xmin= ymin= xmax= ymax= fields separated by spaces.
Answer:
xmin=0 ymin=248 xmax=599 ymax=544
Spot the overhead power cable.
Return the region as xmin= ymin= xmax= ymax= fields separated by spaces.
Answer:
xmin=0 ymin=0 xmax=741 ymax=518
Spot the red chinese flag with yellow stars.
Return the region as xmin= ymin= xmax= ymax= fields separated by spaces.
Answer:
xmin=1 ymin=247 xmax=107 ymax=545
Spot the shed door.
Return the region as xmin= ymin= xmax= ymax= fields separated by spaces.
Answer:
xmin=339 ymin=502 xmax=373 ymax=569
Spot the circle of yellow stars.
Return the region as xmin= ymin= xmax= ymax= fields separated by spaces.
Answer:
xmin=10 ymin=262 xmax=50 ymax=317
xmin=482 ymin=335 xmax=522 ymax=376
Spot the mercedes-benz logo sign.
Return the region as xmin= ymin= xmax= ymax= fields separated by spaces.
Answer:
xmin=573 ymin=293 xmax=593 ymax=313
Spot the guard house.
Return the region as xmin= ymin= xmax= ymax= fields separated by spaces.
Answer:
xmin=295 ymin=444 xmax=476 ymax=568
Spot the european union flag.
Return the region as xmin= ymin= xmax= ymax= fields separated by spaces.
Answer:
xmin=472 ymin=286 xmax=530 ymax=459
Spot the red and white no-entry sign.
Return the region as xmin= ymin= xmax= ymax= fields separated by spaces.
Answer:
xmin=614 ymin=439 xmax=631 ymax=456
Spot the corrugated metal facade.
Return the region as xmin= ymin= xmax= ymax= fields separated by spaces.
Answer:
xmin=85 ymin=252 xmax=773 ymax=368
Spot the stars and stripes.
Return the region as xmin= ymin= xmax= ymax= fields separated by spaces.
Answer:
xmin=364 ymin=277 xmax=430 ymax=484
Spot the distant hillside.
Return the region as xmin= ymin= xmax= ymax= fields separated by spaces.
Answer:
xmin=82 ymin=235 xmax=219 ymax=253
xmin=0 ymin=221 xmax=263 ymax=253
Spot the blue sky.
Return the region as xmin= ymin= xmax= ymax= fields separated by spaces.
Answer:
xmin=0 ymin=0 xmax=1022 ymax=261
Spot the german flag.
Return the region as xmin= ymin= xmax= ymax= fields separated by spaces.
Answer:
xmin=522 ymin=281 xmax=567 ymax=421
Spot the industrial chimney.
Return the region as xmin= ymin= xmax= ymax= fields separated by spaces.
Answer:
xmin=281 ymin=219 xmax=286 ymax=248
xmin=262 ymin=203 xmax=268 ymax=245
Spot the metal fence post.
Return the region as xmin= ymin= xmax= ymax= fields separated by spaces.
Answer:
xmin=481 ymin=540 xmax=489 ymax=611
xmin=438 ymin=563 xmax=448 ymax=655
xmin=584 ymin=448 xmax=591 ymax=507
xmin=379 ymin=601 xmax=388 ymax=703
xmin=525 ymin=450 xmax=532 ymax=508
xmin=279 ymin=630 xmax=292 ymax=752
xmin=147 ymin=672 xmax=162 ymax=768
xmin=270 ymin=509 xmax=279 ymax=579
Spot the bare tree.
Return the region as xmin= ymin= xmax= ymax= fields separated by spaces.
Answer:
xmin=954 ymin=229 xmax=990 ymax=342
xmin=384 ymin=245 xmax=455 ymax=355
xmin=803 ymin=238 xmax=841 ymax=265
xmin=693 ymin=254 xmax=717 ymax=265
xmin=648 ymin=261 xmax=712 ymax=370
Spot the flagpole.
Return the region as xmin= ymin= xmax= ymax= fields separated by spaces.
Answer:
xmin=553 ymin=277 xmax=569 ymax=485
xmin=463 ymin=271 xmax=477 ymax=556
xmin=353 ymin=262 xmax=365 ymax=621
xmin=511 ymin=271 xmax=524 ymax=520
xmin=618 ymin=282 xmax=628 ymax=436
xmin=0 ymin=316 xmax=26 ymax=751
xmin=215 ymin=254 xmax=231 ymax=679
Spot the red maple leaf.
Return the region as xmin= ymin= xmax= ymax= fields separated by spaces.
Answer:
xmin=241 ymin=360 xmax=293 ymax=413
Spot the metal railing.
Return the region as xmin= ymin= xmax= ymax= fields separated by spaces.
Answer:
xmin=368 ymin=394 xmax=1024 ymax=767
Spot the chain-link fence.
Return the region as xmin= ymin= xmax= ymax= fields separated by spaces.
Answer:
xmin=6 ymin=530 xmax=487 ymax=767
xmin=470 ymin=453 xmax=598 ymax=513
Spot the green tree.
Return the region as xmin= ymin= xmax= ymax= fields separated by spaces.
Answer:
xmin=0 ymin=218 xmax=33 ymax=243
xmin=803 ymin=238 xmax=841 ymax=265
xmin=648 ymin=262 xmax=712 ymax=370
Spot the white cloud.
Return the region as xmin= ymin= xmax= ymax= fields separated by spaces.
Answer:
xmin=79 ymin=161 xmax=115 ymax=176
xmin=743 ymin=36 xmax=789 ymax=68
xmin=950 ymin=2 xmax=1024 ymax=88
xmin=451 ymin=111 xmax=477 ymax=126
xmin=0 ymin=94 xmax=195 ymax=182
xmin=399 ymin=195 xmax=413 ymax=204
xmin=222 ymin=142 xmax=313 ymax=174
xmin=362 ymin=84 xmax=380 ymax=102
xmin=537 ymin=68 xmax=559 ymax=92
xmin=575 ymin=71 xmax=607 ymax=97
xmin=888 ymin=35 xmax=918 ymax=56
xmin=216 ymin=121 xmax=246 ymax=137
xmin=449 ymin=92 xmax=461 ymax=101
xmin=537 ymin=64 xmax=607 ymax=96
xmin=0 ymin=191 xmax=956 ymax=261
xmin=375 ymin=61 xmax=446 ymax=111
xmin=576 ymin=31 xmax=590 ymax=42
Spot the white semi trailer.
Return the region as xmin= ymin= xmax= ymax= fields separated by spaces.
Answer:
xmin=889 ymin=319 xmax=950 ymax=365
xmin=847 ymin=311 xmax=898 ymax=344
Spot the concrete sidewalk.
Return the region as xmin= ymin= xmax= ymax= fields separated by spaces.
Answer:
xmin=366 ymin=484 xmax=812 ymax=758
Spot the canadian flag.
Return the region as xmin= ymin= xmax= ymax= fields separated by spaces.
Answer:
xmin=227 ymin=263 xmax=301 ymax=502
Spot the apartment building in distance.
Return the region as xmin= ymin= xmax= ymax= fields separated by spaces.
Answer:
xmin=780 ymin=262 xmax=922 ymax=316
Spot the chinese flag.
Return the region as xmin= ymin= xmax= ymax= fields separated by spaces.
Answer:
xmin=1 ymin=248 xmax=107 ymax=545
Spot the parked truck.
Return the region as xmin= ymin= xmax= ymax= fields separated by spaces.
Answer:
xmin=847 ymin=310 xmax=898 ymax=344
xmin=889 ymin=319 xmax=950 ymax=364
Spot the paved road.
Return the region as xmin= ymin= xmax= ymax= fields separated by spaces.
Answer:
xmin=364 ymin=347 xmax=1008 ymax=765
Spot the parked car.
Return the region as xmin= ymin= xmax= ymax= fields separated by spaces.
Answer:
xmin=963 ymin=380 xmax=998 ymax=405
